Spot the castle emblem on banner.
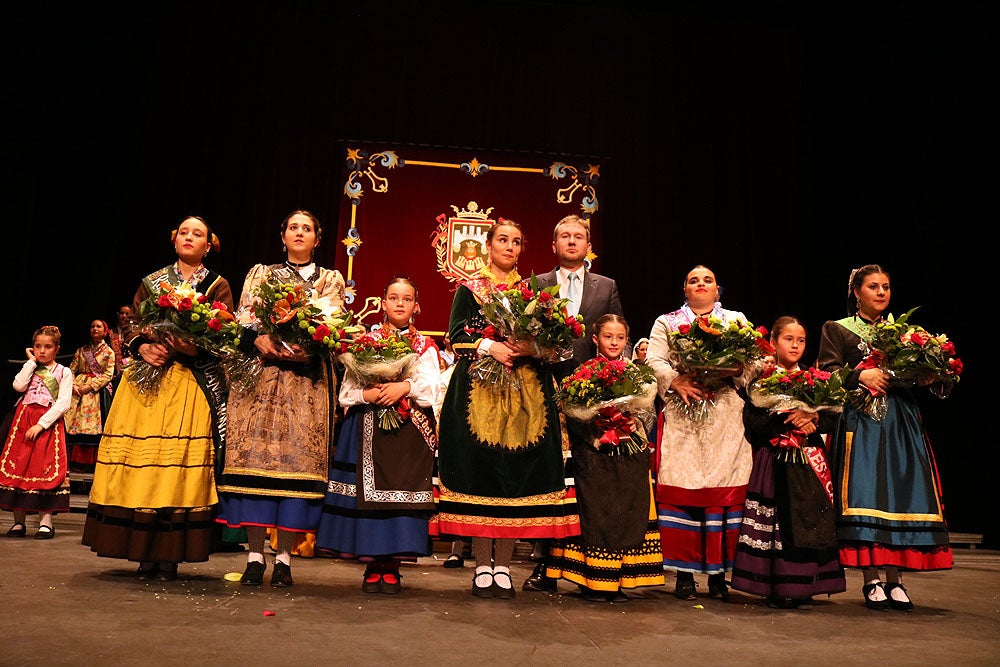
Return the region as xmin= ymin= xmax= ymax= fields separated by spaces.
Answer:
xmin=431 ymin=201 xmax=497 ymax=283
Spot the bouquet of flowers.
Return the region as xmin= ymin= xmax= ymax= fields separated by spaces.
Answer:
xmin=749 ymin=366 xmax=850 ymax=414
xmin=851 ymin=307 xmax=963 ymax=420
xmin=339 ymin=330 xmax=419 ymax=430
xmin=470 ymin=273 xmax=585 ymax=391
xmin=665 ymin=315 xmax=771 ymax=422
xmin=559 ymin=357 xmax=657 ymax=456
xmin=749 ymin=366 xmax=850 ymax=463
xmin=129 ymin=281 xmax=243 ymax=394
xmin=228 ymin=278 xmax=361 ymax=393
xmin=252 ymin=279 xmax=357 ymax=354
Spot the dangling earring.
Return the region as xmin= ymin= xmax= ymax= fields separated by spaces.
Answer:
xmin=282 ymin=244 xmax=287 ymax=253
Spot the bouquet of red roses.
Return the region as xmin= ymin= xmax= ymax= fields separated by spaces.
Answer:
xmin=749 ymin=366 xmax=850 ymax=463
xmin=470 ymin=272 xmax=584 ymax=391
xmin=559 ymin=356 xmax=657 ymax=456
xmin=851 ymin=307 xmax=963 ymax=420
xmin=339 ymin=330 xmax=419 ymax=430
xmin=129 ymin=281 xmax=242 ymax=394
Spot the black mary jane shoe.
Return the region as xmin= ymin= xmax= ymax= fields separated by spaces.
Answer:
xmin=472 ymin=572 xmax=495 ymax=598
xmin=154 ymin=563 xmax=178 ymax=582
xmin=6 ymin=523 xmax=27 ymax=538
xmin=136 ymin=564 xmax=159 ymax=581
xmin=862 ymin=582 xmax=890 ymax=611
xmin=240 ymin=561 xmax=266 ymax=586
xmin=884 ymin=582 xmax=915 ymax=612
xmin=707 ymin=574 xmax=730 ymax=602
xmin=270 ymin=561 xmax=293 ymax=588
xmin=34 ymin=525 xmax=55 ymax=540
xmin=491 ymin=571 xmax=516 ymax=599
xmin=522 ymin=561 xmax=557 ymax=592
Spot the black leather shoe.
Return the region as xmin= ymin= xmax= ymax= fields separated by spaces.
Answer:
xmin=863 ymin=582 xmax=890 ymax=610
xmin=472 ymin=572 xmax=494 ymax=598
xmin=443 ymin=553 xmax=465 ymax=569
xmin=491 ymin=571 xmax=516 ymax=599
xmin=606 ymin=589 xmax=629 ymax=603
xmin=154 ymin=563 xmax=178 ymax=582
xmin=884 ymin=582 xmax=914 ymax=611
xmin=270 ymin=561 xmax=293 ymax=587
xmin=522 ymin=561 xmax=557 ymax=592
xmin=580 ymin=586 xmax=606 ymax=602
xmin=240 ymin=561 xmax=265 ymax=586
xmin=34 ymin=525 xmax=55 ymax=540
xmin=381 ymin=572 xmax=402 ymax=594
xmin=136 ymin=564 xmax=158 ymax=581
xmin=674 ymin=575 xmax=698 ymax=600
xmin=7 ymin=523 xmax=26 ymax=538
xmin=707 ymin=574 xmax=730 ymax=602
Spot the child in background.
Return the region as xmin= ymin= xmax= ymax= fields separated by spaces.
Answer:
xmin=1 ymin=325 xmax=74 ymax=539
xmin=316 ymin=276 xmax=442 ymax=593
xmin=64 ymin=319 xmax=116 ymax=481
xmin=548 ymin=314 xmax=665 ymax=602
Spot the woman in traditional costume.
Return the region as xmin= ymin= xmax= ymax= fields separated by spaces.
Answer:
xmin=1 ymin=325 xmax=73 ymax=539
xmin=731 ymin=316 xmax=846 ymax=609
xmin=315 ymin=276 xmax=440 ymax=594
xmin=817 ymin=264 xmax=953 ymax=611
xmin=82 ymin=216 xmax=233 ymax=582
xmin=64 ymin=319 xmax=116 ymax=481
xmin=215 ymin=210 xmax=346 ymax=588
xmin=645 ymin=265 xmax=756 ymax=602
xmin=435 ymin=219 xmax=581 ymax=599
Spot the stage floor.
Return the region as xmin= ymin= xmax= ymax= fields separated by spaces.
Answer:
xmin=3 ymin=509 xmax=998 ymax=666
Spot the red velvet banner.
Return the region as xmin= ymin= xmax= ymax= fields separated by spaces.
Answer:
xmin=334 ymin=144 xmax=603 ymax=337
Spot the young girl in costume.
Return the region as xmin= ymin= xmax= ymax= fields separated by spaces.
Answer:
xmin=548 ymin=314 xmax=665 ymax=602
xmin=1 ymin=325 xmax=74 ymax=539
xmin=731 ymin=316 xmax=846 ymax=609
xmin=315 ymin=276 xmax=441 ymax=594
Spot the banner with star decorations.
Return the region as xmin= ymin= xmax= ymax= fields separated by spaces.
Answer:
xmin=334 ymin=143 xmax=604 ymax=337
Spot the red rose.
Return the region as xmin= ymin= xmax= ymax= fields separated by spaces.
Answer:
xmin=948 ymin=358 xmax=963 ymax=375
xmin=520 ymin=287 xmax=534 ymax=301
xmin=207 ymin=318 xmax=222 ymax=332
xmin=312 ymin=324 xmax=330 ymax=341
xmin=677 ymin=323 xmax=691 ymax=335
xmin=941 ymin=341 xmax=955 ymax=355
xmin=178 ymin=297 xmax=193 ymax=311
xmin=197 ymin=294 xmax=209 ymax=303
xmin=212 ymin=301 xmax=228 ymax=311
xmin=538 ymin=291 xmax=553 ymax=303
xmin=909 ymin=331 xmax=929 ymax=346
xmin=483 ymin=325 xmax=497 ymax=339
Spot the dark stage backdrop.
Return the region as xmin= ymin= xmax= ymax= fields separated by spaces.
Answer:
xmin=3 ymin=2 xmax=990 ymax=544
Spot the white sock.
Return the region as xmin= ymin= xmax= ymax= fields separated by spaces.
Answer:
xmin=275 ymin=552 xmax=291 ymax=566
xmin=888 ymin=584 xmax=910 ymax=602
xmin=865 ymin=580 xmax=887 ymax=601
xmin=247 ymin=552 xmax=265 ymax=565
xmin=492 ymin=565 xmax=511 ymax=589
xmin=474 ymin=565 xmax=493 ymax=588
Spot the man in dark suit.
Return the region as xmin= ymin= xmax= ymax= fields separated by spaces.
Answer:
xmin=524 ymin=213 xmax=630 ymax=592
xmin=535 ymin=214 xmax=629 ymax=370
